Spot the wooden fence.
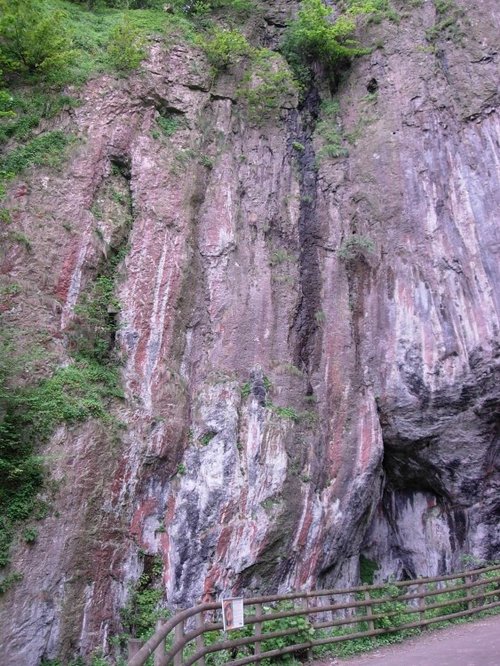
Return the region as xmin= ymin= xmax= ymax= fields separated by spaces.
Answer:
xmin=127 ymin=563 xmax=500 ymax=666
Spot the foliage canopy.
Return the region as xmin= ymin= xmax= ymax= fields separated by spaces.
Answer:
xmin=0 ymin=0 xmax=75 ymax=77
xmin=204 ymin=28 xmax=252 ymax=70
xmin=107 ymin=17 xmax=146 ymax=70
xmin=282 ymin=0 xmax=374 ymax=83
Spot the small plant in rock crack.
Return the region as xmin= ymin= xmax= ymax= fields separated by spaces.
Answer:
xmin=0 ymin=571 xmax=23 ymax=595
xmin=8 ymin=231 xmax=32 ymax=251
xmin=338 ymin=235 xmax=375 ymax=261
xmin=0 ymin=207 xmax=11 ymax=224
xmin=425 ymin=0 xmax=466 ymax=44
xmin=176 ymin=462 xmax=187 ymax=476
xmin=315 ymin=100 xmax=348 ymax=164
xmin=198 ymin=154 xmax=214 ymax=169
xmin=240 ymin=382 xmax=252 ymax=398
xmin=270 ymin=405 xmax=300 ymax=422
xmin=157 ymin=114 xmax=181 ymax=137
xmin=200 ymin=431 xmax=217 ymax=446
xmin=22 ymin=527 xmax=38 ymax=544
xmin=238 ymin=49 xmax=299 ymax=123
xmin=314 ymin=310 xmax=326 ymax=324
xmin=269 ymin=249 xmax=295 ymax=267
xmin=120 ymin=555 xmax=170 ymax=643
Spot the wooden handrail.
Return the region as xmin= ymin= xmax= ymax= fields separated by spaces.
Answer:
xmin=127 ymin=563 xmax=500 ymax=666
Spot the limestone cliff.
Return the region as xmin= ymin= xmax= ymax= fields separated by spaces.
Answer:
xmin=0 ymin=0 xmax=498 ymax=663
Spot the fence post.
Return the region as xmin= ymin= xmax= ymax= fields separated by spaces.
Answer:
xmin=254 ymin=603 xmax=262 ymax=658
xmin=195 ymin=611 xmax=206 ymax=666
xmin=154 ymin=620 xmax=166 ymax=666
xmin=418 ymin=583 xmax=427 ymax=627
xmin=304 ymin=596 xmax=313 ymax=661
xmin=174 ymin=618 xmax=185 ymax=666
xmin=364 ymin=589 xmax=375 ymax=632
xmin=465 ymin=573 xmax=474 ymax=610
xmin=128 ymin=638 xmax=142 ymax=660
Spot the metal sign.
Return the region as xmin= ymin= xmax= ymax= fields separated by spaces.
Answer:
xmin=222 ymin=597 xmax=244 ymax=631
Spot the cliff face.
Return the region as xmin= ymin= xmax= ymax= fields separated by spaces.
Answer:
xmin=0 ymin=0 xmax=499 ymax=662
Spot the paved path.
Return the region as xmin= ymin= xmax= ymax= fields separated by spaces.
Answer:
xmin=313 ymin=615 xmax=500 ymax=666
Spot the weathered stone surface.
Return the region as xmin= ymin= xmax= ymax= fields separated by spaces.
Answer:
xmin=0 ymin=0 xmax=498 ymax=662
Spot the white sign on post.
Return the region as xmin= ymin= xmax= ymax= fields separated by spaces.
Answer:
xmin=222 ymin=597 xmax=245 ymax=631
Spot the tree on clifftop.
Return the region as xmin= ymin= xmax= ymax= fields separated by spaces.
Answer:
xmin=0 ymin=0 xmax=74 ymax=77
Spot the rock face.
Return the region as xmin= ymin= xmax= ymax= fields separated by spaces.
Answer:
xmin=0 ymin=0 xmax=499 ymax=662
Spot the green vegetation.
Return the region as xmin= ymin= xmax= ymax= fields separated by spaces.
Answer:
xmin=170 ymin=0 xmax=254 ymax=17
xmin=338 ymin=234 xmax=375 ymax=261
xmin=41 ymin=555 xmax=169 ymax=665
xmin=425 ymin=0 xmax=465 ymax=45
xmin=261 ymin=602 xmax=315 ymax=658
xmin=120 ymin=556 xmax=169 ymax=641
xmin=71 ymin=274 xmax=121 ymax=364
xmin=426 ymin=0 xmax=466 ymax=44
xmin=282 ymin=0 xmax=367 ymax=84
xmin=0 ymin=90 xmax=78 ymax=147
xmin=40 ymin=656 xmax=116 ymax=666
xmin=312 ymin=571 xmax=500 ymax=660
xmin=71 ymin=209 xmax=129 ymax=357
xmin=203 ymin=27 xmax=252 ymax=70
xmin=202 ymin=601 xmax=313 ymax=666
xmin=0 ymin=0 xmax=200 ymax=88
xmin=314 ymin=310 xmax=326 ymax=324
xmin=270 ymin=405 xmax=300 ymax=423
xmin=0 ymin=0 xmax=75 ymax=78
xmin=269 ymin=249 xmax=295 ymax=267
xmin=359 ymin=554 xmax=379 ymax=584
xmin=0 ymin=570 xmax=23 ymax=594
xmin=60 ymin=2 xmax=190 ymax=84
xmin=281 ymin=0 xmax=398 ymax=85
xmin=69 ymin=177 xmax=131 ymax=363
xmin=199 ymin=431 xmax=217 ymax=446
xmin=238 ymin=50 xmax=298 ymax=123
xmin=0 ymin=131 xmax=70 ymax=189
xmin=8 ymin=231 xmax=32 ymax=250
xmin=22 ymin=526 xmax=38 ymax=543
xmin=156 ymin=113 xmax=181 ymax=137
xmin=0 ymin=81 xmax=15 ymax=120
xmin=0 ymin=168 xmax=129 ymax=571
xmin=107 ymin=16 xmax=146 ymax=70
xmin=315 ymin=100 xmax=348 ymax=162
xmin=0 ymin=351 xmax=121 ymax=568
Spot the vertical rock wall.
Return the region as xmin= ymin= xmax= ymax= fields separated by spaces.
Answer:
xmin=0 ymin=0 xmax=498 ymax=662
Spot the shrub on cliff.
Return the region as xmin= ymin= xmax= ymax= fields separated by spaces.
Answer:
xmin=0 ymin=0 xmax=74 ymax=78
xmin=0 ymin=350 xmax=121 ymax=568
xmin=107 ymin=17 xmax=146 ymax=71
xmin=0 ymin=79 xmax=14 ymax=120
xmin=281 ymin=0 xmax=370 ymax=84
xmin=204 ymin=28 xmax=252 ymax=70
xmin=173 ymin=0 xmax=254 ymax=15
xmin=238 ymin=50 xmax=299 ymax=123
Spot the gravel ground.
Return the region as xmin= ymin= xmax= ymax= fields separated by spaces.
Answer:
xmin=311 ymin=615 xmax=500 ymax=666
